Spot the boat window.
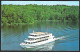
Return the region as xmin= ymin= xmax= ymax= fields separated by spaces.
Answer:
xmin=35 ymin=35 xmax=36 ymax=36
xmin=39 ymin=41 xmax=41 ymax=42
xmin=30 ymin=35 xmax=39 ymax=37
xmin=38 ymin=35 xmax=40 ymax=36
xmin=29 ymin=42 xmax=30 ymax=44
xmin=30 ymin=35 xmax=35 ymax=36
xmin=26 ymin=42 xmax=30 ymax=44
xmin=37 ymin=38 xmax=39 ymax=39
xmin=28 ymin=38 xmax=34 ymax=40
xmin=34 ymin=42 xmax=36 ymax=43
xmin=30 ymin=42 xmax=32 ymax=44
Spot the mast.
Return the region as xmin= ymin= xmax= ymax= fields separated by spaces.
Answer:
xmin=47 ymin=27 xmax=48 ymax=33
xmin=47 ymin=26 xmax=50 ymax=33
xmin=33 ymin=30 xmax=34 ymax=33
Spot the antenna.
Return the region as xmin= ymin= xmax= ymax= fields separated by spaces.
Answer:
xmin=47 ymin=26 xmax=50 ymax=33
xmin=33 ymin=30 xmax=34 ymax=33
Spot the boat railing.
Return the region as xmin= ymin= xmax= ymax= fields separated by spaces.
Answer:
xmin=25 ymin=38 xmax=49 ymax=44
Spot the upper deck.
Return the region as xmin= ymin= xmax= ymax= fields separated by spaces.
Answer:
xmin=34 ymin=32 xmax=45 ymax=34
xmin=30 ymin=32 xmax=51 ymax=35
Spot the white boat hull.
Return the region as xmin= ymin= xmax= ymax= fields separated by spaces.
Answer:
xmin=22 ymin=41 xmax=55 ymax=51
xmin=20 ymin=38 xmax=55 ymax=48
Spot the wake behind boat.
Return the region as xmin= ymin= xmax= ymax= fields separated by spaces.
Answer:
xmin=20 ymin=31 xmax=55 ymax=48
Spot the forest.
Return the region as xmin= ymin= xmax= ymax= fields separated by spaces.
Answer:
xmin=1 ymin=4 xmax=79 ymax=25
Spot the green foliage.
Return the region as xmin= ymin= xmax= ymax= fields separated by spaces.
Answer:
xmin=1 ymin=17 xmax=8 ymax=24
xmin=1 ymin=4 xmax=79 ymax=25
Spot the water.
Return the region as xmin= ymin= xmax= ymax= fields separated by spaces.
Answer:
xmin=1 ymin=21 xmax=79 ymax=51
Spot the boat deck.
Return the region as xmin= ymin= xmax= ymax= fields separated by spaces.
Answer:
xmin=34 ymin=32 xmax=49 ymax=35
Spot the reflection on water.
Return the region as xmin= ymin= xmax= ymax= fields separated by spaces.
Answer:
xmin=1 ymin=21 xmax=79 ymax=51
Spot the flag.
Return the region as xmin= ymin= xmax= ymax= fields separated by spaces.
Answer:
xmin=48 ymin=26 xmax=50 ymax=27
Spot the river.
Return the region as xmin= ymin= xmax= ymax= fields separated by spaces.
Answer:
xmin=1 ymin=21 xmax=79 ymax=51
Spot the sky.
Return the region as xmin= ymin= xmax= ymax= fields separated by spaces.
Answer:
xmin=1 ymin=1 xmax=79 ymax=6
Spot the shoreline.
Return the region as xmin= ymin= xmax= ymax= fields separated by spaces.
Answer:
xmin=1 ymin=20 xmax=79 ymax=26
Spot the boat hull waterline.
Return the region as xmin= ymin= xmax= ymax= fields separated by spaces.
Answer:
xmin=20 ymin=38 xmax=55 ymax=48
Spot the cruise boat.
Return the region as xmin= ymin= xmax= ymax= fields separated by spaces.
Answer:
xmin=20 ymin=31 xmax=55 ymax=48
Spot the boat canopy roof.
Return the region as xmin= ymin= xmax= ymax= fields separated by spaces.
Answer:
xmin=34 ymin=32 xmax=45 ymax=34
xmin=30 ymin=32 xmax=50 ymax=35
